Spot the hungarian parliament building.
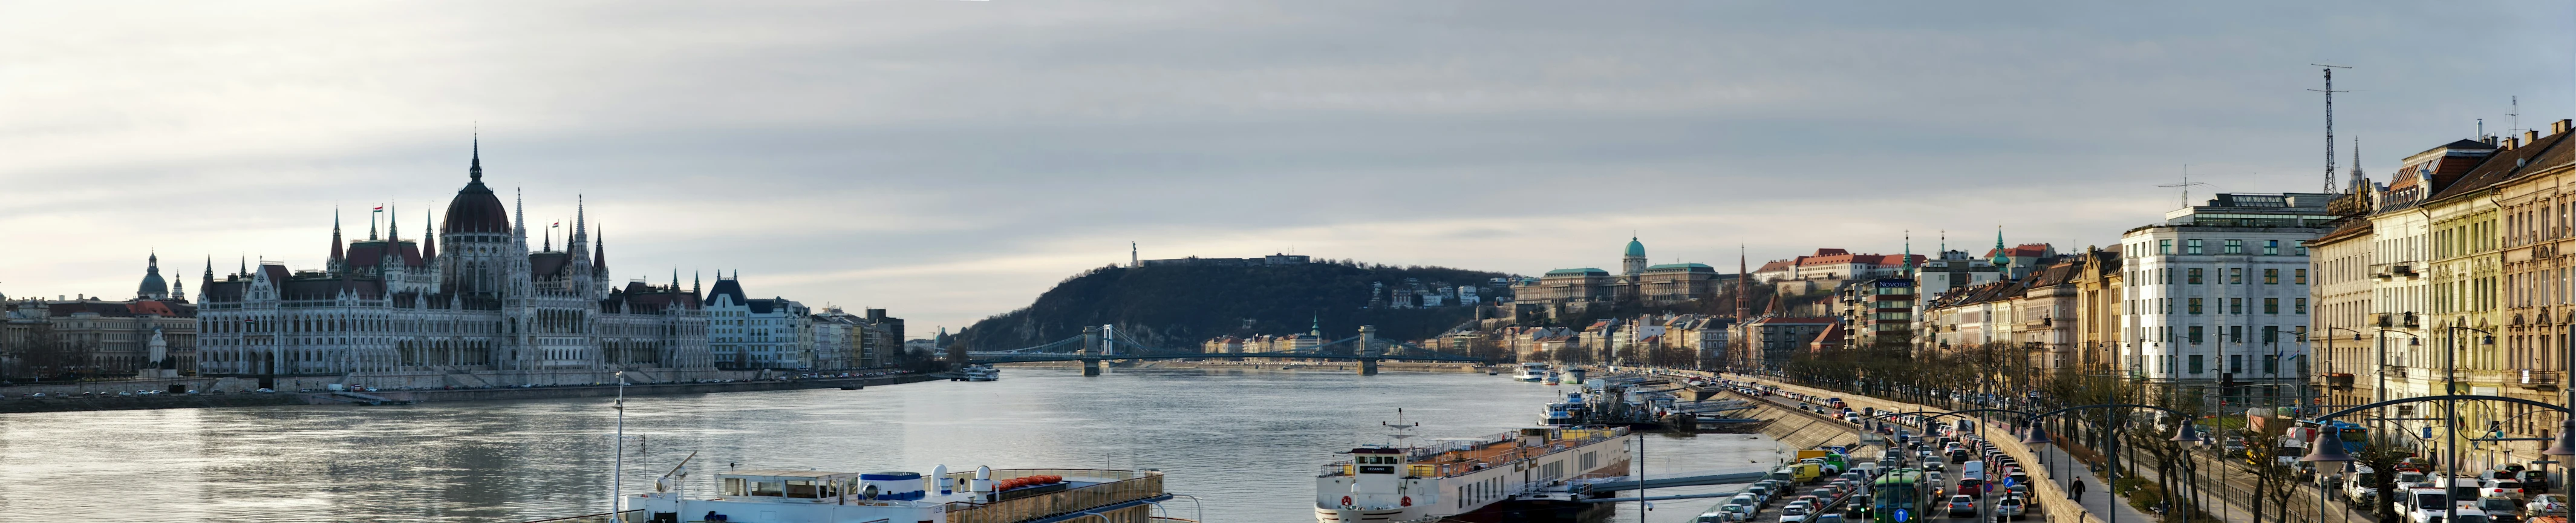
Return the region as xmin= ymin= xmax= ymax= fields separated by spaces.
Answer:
xmin=192 ymin=144 xmax=721 ymax=384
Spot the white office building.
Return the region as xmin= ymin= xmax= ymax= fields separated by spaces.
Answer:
xmin=2120 ymin=193 xmax=2336 ymax=395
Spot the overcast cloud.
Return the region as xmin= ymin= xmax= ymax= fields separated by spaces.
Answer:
xmin=4 ymin=1 xmax=2573 ymax=332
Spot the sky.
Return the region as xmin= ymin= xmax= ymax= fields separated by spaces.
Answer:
xmin=4 ymin=1 xmax=2574 ymax=333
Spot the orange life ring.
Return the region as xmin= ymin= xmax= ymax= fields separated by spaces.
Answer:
xmin=1401 ymin=496 xmax=1412 ymax=507
xmin=1342 ymin=496 xmax=1353 ymax=506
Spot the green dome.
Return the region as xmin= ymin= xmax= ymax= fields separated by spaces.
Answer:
xmin=1625 ymin=237 xmax=1645 ymax=257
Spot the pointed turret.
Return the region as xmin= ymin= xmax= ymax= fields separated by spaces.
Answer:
xmin=330 ymin=209 xmax=345 ymax=265
xmin=594 ymin=225 xmax=606 ymax=272
xmin=1988 ymin=226 xmax=2008 ymax=268
xmin=386 ymin=203 xmax=399 ymax=242
xmin=420 ymin=207 xmax=436 ymax=260
xmin=203 ymin=256 xmax=214 ymax=286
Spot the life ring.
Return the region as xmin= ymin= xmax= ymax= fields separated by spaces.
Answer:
xmin=1401 ymin=496 xmax=1412 ymax=507
xmin=1342 ymin=496 xmax=1353 ymax=507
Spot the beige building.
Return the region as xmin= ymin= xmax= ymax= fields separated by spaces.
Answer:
xmin=2488 ymin=120 xmax=2576 ymax=470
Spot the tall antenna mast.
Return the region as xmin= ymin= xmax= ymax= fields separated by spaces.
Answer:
xmin=2310 ymin=64 xmax=2352 ymax=193
xmin=2509 ymin=96 xmax=2525 ymax=136
xmin=2159 ymin=165 xmax=2208 ymax=209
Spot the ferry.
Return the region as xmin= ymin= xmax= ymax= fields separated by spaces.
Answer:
xmin=1314 ymin=426 xmax=1633 ymax=522
xmin=958 ymin=364 xmax=999 ymax=382
xmin=625 ymin=458 xmax=1169 ymax=523
xmin=1511 ymin=363 xmax=1551 ymax=382
xmin=1543 ymin=371 xmax=1561 ymax=386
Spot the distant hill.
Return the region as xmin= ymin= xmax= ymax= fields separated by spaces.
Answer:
xmin=952 ymin=261 xmax=1512 ymax=352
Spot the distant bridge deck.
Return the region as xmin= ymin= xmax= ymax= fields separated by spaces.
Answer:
xmin=968 ymin=352 xmax=1490 ymax=364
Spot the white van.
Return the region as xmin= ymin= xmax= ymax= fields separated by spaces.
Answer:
xmin=1960 ymin=460 xmax=1987 ymax=482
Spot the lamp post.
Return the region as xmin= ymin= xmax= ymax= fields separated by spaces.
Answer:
xmin=2445 ymin=325 xmax=2496 ymax=488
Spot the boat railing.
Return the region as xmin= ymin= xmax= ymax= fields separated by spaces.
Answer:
xmin=942 ymin=470 xmax=1164 ymax=523
xmin=515 ymin=509 xmax=644 ymax=523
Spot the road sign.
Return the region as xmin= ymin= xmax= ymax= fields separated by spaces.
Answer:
xmin=2001 ymin=477 xmax=2015 ymax=487
xmin=1894 ymin=508 xmax=1911 ymax=522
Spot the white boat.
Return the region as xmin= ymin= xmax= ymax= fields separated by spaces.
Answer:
xmin=959 ymin=364 xmax=999 ymax=381
xmin=1510 ymin=363 xmax=1550 ymax=382
xmin=1542 ymin=371 xmax=1561 ymax=386
xmin=627 ymin=459 xmax=1168 ymax=523
xmin=1313 ymin=426 xmax=1632 ymax=522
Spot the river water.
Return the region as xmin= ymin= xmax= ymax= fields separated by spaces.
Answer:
xmin=0 ymin=367 xmax=1781 ymax=522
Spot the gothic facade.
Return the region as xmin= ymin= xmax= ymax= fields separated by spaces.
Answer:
xmin=193 ymin=143 xmax=714 ymax=382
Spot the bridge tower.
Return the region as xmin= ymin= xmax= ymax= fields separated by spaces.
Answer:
xmin=1080 ymin=326 xmax=1103 ymax=377
xmin=1356 ymin=325 xmax=1380 ymax=376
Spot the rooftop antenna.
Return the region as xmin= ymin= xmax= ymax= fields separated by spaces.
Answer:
xmin=2509 ymin=96 xmax=2527 ymax=137
xmin=2160 ymin=165 xmax=2208 ymax=209
xmin=2310 ymin=64 xmax=2351 ymax=193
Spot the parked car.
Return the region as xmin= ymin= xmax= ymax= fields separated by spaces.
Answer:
xmin=2528 ymin=494 xmax=2569 ymax=517
xmin=2485 ymin=479 xmax=2531 ymax=500
xmin=1779 ymin=505 xmax=1814 ymax=523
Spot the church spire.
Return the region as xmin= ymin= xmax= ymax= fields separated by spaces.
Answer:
xmin=386 ymin=203 xmax=398 ymax=242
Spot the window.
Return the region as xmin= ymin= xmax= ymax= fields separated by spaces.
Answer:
xmin=2264 ymin=240 xmax=2280 ymax=255
xmin=2295 ymin=268 xmax=2308 ymax=285
xmin=2264 ymin=355 xmax=2280 ymax=374
xmin=2189 ymin=326 xmax=2204 ymax=344
xmin=2229 ymin=298 xmax=2243 ymax=314
xmin=2189 ymin=298 xmax=2204 ymax=314
xmin=2264 ymin=298 xmax=2279 ymax=314
xmin=2189 ymin=354 xmax=2205 ymax=373
xmin=2230 ymin=268 xmax=2243 ymax=283
xmin=2230 ymin=325 xmax=2243 ymax=343
xmin=2188 ymin=239 xmax=2204 ymax=255
xmin=2262 ymin=326 xmax=2278 ymax=343
xmin=2160 ymin=240 xmax=2173 ymax=254
xmin=2189 ymin=268 xmax=2204 ymax=284
xmin=2265 ymin=268 xmax=2279 ymax=284
xmin=2295 ymin=241 xmax=2307 ymax=255
xmin=2225 ymin=239 xmax=2244 ymax=254
xmin=2231 ymin=354 xmax=2245 ymax=373
xmin=2295 ymin=298 xmax=2308 ymax=314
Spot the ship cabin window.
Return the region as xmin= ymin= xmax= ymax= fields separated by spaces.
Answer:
xmin=784 ymin=479 xmax=836 ymax=498
xmin=751 ymin=481 xmax=784 ymax=497
xmin=723 ymin=478 xmax=747 ymax=496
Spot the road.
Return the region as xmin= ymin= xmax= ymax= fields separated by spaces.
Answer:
xmin=1703 ymin=380 xmax=2032 ymax=523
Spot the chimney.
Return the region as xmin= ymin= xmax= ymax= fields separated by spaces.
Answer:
xmin=2555 ymin=119 xmax=2572 ymax=136
xmin=2486 ymin=136 xmax=2502 ymax=146
xmin=2507 ymin=136 xmax=2522 ymax=150
xmin=2527 ymin=130 xmax=2542 ymax=143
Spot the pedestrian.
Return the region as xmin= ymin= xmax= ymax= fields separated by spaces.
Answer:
xmin=2070 ymin=478 xmax=2087 ymax=503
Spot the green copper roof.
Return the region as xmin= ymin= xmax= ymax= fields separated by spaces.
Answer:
xmin=1625 ymin=237 xmax=1646 ymax=257
xmin=1545 ymin=268 xmax=1609 ymax=275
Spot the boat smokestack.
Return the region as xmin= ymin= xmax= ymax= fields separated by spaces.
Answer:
xmin=972 ymin=465 xmax=993 ymax=495
xmin=931 ymin=464 xmax=951 ymax=495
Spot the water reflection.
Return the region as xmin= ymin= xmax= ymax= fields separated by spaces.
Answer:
xmin=0 ymin=368 xmax=1781 ymax=522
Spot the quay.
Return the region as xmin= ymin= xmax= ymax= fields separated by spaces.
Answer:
xmin=0 ymin=372 xmax=944 ymax=414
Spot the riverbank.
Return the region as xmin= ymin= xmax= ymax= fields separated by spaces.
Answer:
xmin=0 ymin=372 xmax=944 ymax=414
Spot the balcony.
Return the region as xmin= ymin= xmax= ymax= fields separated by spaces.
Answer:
xmin=2320 ymin=373 xmax=2355 ymax=389
xmin=2520 ymin=369 xmax=2562 ymax=390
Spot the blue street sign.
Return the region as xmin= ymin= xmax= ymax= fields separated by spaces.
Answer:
xmin=2001 ymin=477 xmax=2016 ymax=487
xmin=1894 ymin=508 xmax=1911 ymax=522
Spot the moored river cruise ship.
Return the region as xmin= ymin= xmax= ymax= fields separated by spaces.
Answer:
xmin=1315 ymin=426 xmax=1632 ymax=523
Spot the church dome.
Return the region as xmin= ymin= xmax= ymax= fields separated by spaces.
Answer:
xmin=1625 ymin=237 xmax=1645 ymax=257
xmin=442 ymin=143 xmax=512 ymax=234
xmin=136 ymin=254 xmax=168 ymax=298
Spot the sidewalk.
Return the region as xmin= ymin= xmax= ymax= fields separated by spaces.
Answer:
xmin=2017 ymin=432 xmax=2156 ymax=523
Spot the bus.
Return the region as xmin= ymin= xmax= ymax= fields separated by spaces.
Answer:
xmin=1872 ymin=469 xmax=1930 ymax=523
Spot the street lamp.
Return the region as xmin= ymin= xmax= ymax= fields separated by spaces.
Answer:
xmin=2445 ymin=324 xmax=2497 ymax=487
